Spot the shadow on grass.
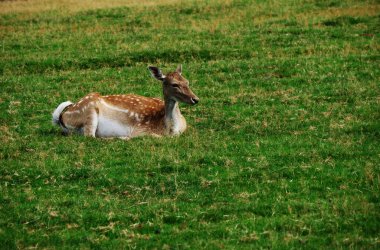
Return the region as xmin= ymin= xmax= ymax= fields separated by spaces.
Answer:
xmin=1 ymin=49 xmax=254 ymax=75
xmin=36 ymin=127 xmax=66 ymax=137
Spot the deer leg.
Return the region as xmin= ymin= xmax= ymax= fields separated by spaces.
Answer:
xmin=83 ymin=109 xmax=98 ymax=137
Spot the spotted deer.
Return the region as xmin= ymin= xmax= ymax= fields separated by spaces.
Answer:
xmin=52 ymin=65 xmax=199 ymax=139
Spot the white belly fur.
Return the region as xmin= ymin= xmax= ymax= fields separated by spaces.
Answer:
xmin=96 ymin=116 xmax=134 ymax=138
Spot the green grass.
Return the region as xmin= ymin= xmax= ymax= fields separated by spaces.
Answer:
xmin=1 ymin=0 xmax=379 ymax=248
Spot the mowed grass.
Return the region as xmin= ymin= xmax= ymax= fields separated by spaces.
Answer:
xmin=0 ymin=0 xmax=379 ymax=248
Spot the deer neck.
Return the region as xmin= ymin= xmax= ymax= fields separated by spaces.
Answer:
xmin=164 ymin=97 xmax=185 ymax=135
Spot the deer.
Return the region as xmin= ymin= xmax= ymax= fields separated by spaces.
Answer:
xmin=52 ymin=65 xmax=199 ymax=139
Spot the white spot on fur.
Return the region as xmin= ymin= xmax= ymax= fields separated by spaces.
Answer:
xmin=66 ymin=109 xmax=81 ymax=114
xmin=100 ymin=100 xmax=131 ymax=114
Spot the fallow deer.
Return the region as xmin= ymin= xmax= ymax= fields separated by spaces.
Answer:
xmin=52 ymin=65 xmax=199 ymax=139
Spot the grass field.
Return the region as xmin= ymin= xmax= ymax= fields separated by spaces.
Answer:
xmin=1 ymin=0 xmax=379 ymax=248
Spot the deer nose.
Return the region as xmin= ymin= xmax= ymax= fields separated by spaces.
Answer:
xmin=191 ymin=97 xmax=199 ymax=105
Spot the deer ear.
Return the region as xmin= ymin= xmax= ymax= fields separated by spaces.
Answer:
xmin=176 ymin=64 xmax=182 ymax=75
xmin=148 ymin=66 xmax=165 ymax=81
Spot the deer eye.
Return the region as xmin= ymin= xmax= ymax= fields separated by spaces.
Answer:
xmin=172 ymin=84 xmax=180 ymax=88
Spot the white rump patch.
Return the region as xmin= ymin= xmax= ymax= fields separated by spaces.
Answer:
xmin=52 ymin=101 xmax=73 ymax=125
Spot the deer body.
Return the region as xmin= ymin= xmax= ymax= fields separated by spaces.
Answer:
xmin=52 ymin=65 xmax=198 ymax=139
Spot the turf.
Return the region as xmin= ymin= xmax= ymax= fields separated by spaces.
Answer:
xmin=0 ymin=0 xmax=379 ymax=249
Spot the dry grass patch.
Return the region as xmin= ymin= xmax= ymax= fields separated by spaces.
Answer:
xmin=0 ymin=0 xmax=181 ymax=14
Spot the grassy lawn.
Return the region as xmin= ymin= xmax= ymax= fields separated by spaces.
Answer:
xmin=0 ymin=0 xmax=379 ymax=248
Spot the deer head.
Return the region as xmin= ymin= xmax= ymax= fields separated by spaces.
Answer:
xmin=148 ymin=65 xmax=199 ymax=105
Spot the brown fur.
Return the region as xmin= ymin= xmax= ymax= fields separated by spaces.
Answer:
xmin=55 ymin=65 xmax=199 ymax=139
